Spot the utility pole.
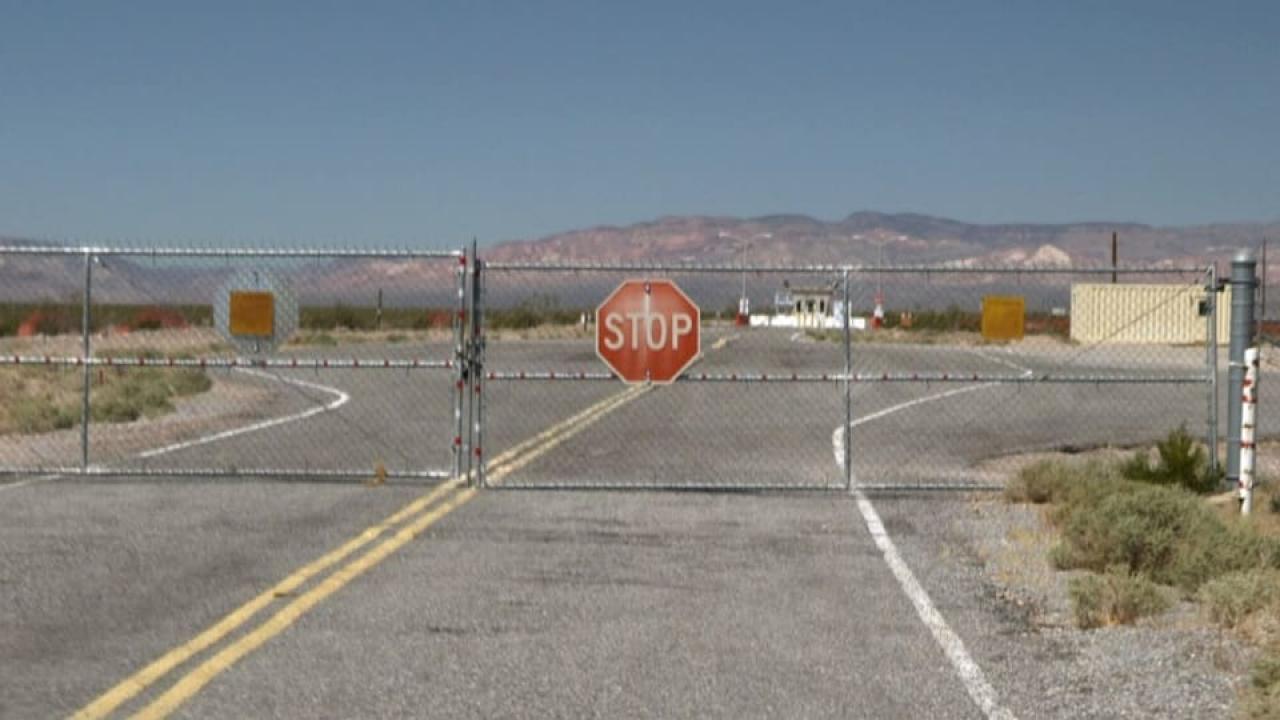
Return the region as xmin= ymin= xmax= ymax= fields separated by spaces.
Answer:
xmin=1262 ymin=239 xmax=1268 ymax=328
xmin=1111 ymin=232 xmax=1118 ymax=284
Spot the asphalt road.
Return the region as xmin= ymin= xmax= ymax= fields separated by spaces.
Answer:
xmin=0 ymin=329 xmax=1259 ymax=719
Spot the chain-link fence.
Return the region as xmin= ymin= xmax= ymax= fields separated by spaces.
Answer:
xmin=839 ymin=265 xmax=1218 ymax=489
xmin=0 ymin=246 xmax=465 ymax=482
xmin=475 ymin=261 xmax=1218 ymax=491
xmin=1 ymin=245 xmax=1223 ymax=491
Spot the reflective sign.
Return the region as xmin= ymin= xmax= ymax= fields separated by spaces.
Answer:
xmin=229 ymin=291 xmax=275 ymax=337
xmin=982 ymin=295 xmax=1025 ymax=341
xmin=596 ymin=279 xmax=700 ymax=384
xmin=214 ymin=270 xmax=297 ymax=354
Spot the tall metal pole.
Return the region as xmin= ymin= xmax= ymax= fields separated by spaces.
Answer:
xmin=1111 ymin=232 xmax=1118 ymax=284
xmin=81 ymin=251 xmax=93 ymax=472
xmin=842 ymin=269 xmax=853 ymax=490
xmin=1262 ymin=239 xmax=1268 ymax=328
xmin=470 ymin=238 xmax=486 ymax=488
xmin=876 ymin=242 xmax=883 ymax=299
xmin=464 ymin=241 xmax=476 ymax=485
xmin=452 ymin=252 xmax=466 ymax=479
xmin=1227 ymin=249 xmax=1258 ymax=486
xmin=1207 ymin=264 xmax=1219 ymax=474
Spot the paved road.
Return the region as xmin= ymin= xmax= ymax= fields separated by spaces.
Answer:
xmin=0 ymin=329 xmax=1257 ymax=718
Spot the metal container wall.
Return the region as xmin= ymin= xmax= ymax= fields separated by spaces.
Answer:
xmin=1070 ymin=283 xmax=1231 ymax=344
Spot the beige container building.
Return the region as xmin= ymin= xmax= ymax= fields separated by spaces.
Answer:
xmin=1070 ymin=283 xmax=1231 ymax=345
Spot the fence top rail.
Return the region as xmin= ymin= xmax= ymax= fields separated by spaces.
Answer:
xmin=483 ymin=260 xmax=1210 ymax=275
xmin=482 ymin=369 xmax=1209 ymax=384
xmin=0 ymin=245 xmax=464 ymax=260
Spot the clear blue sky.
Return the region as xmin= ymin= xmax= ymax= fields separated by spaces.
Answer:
xmin=1 ymin=1 xmax=1276 ymax=248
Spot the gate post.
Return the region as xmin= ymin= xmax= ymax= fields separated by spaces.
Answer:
xmin=80 ymin=250 xmax=94 ymax=473
xmin=1206 ymin=264 xmax=1220 ymax=475
xmin=466 ymin=238 xmax=487 ymax=488
xmin=452 ymin=250 xmax=467 ymax=480
xmin=842 ymin=268 xmax=854 ymax=490
xmin=1227 ymin=249 xmax=1258 ymax=488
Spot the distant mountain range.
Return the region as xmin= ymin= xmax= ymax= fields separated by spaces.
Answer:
xmin=487 ymin=211 xmax=1280 ymax=270
xmin=3 ymin=212 xmax=1277 ymax=306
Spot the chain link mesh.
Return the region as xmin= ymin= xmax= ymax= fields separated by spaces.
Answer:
xmin=0 ymin=247 xmax=465 ymax=481
xmin=1 ymin=248 xmax=1220 ymax=491
xmin=481 ymin=262 xmax=1216 ymax=490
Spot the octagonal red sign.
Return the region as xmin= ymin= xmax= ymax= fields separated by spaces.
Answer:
xmin=596 ymin=279 xmax=701 ymax=384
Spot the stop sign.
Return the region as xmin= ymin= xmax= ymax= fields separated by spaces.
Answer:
xmin=596 ymin=279 xmax=700 ymax=384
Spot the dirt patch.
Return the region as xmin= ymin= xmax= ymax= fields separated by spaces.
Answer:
xmin=0 ymin=372 xmax=283 ymax=467
xmin=0 ymin=328 xmax=229 ymax=358
xmin=284 ymin=328 xmax=456 ymax=347
xmin=0 ymin=364 xmax=212 ymax=436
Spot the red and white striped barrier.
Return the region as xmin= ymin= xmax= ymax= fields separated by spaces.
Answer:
xmin=1241 ymin=346 xmax=1260 ymax=514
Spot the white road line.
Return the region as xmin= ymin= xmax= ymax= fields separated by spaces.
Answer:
xmin=833 ymin=382 xmax=1019 ymax=720
xmin=0 ymin=473 xmax=61 ymax=493
xmin=855 ymin=492 xmax=1017 ymax=720
xmin=138 ymin=368 xmax=349 ymax=459
xmin=967 ymin=346 xmax=1034 ymax=375
xmin=1 ymin=369 xmax=350 ymax=491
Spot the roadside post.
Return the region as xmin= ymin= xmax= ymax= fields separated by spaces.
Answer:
xmin=1227 ymin=249 xmax=1258 ymax=492
xmin=1241 ymin=347 xmax=1260 ymax=513
xmin=80 ymin=250 xmax=93 ymax=471
xmin=842 ymin=269 xmax=853 ymax=490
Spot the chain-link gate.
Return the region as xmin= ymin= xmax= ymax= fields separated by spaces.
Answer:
xmin=475 ymin=261 xmax=857 ymax=490
xmin=0 ymin=246 xmax=466 ymax=483
xmin=471 ymin=260 xmax=1220 ymax=492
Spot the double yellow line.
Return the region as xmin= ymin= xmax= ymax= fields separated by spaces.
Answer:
xmin=74 ymin=383 xmax=649 ymax=720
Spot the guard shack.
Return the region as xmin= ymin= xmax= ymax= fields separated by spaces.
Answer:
xmin=789 ymin=287 xmax=835 ymax=329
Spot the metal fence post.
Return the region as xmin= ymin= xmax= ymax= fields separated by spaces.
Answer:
xmin=80 ymin=250 xmax=93 ymax=472
xmin=1227 ymin=249 xmax=1258 ymax=486
xmin=452 ymin=251 xmax=467 ymax=479
xmin=1207 ymin=264 xmax=1220 ymax=474
xmin=842 ymin=268 xmax=854 ymax=490
xmin=470 ymin=239 xmax=486 ymax=488
xmin=463 ymin=242 xmax=477 ymax=485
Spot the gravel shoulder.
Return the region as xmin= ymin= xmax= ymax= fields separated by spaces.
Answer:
xmin=913 ymin=449 xmax=1265 ymax=719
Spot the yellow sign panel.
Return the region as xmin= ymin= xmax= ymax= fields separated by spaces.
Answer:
xmin=982 ymin=295 xmax=1025 ymax=341
xmin=229 ymin=291 xmax=275 ymax=337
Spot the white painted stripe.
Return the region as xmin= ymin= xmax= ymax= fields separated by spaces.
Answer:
xmin=968 ymin=347 xmax=1034 ymax=376
xmin=855 ymin=493 xmax=1017 ymax=720
xmin=138 ymin=368 xmax=349 ymax=459
xmin=0 ymin=473 xmax=61 ymax=493
xmin=833 ymin=382 xmax=1019 ymax=720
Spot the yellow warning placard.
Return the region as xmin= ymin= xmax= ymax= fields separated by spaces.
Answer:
xmin=982 ymin=295 xmax=1025 ymax=341
xmin=229 ymin=291 xmax=275 ymax=337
